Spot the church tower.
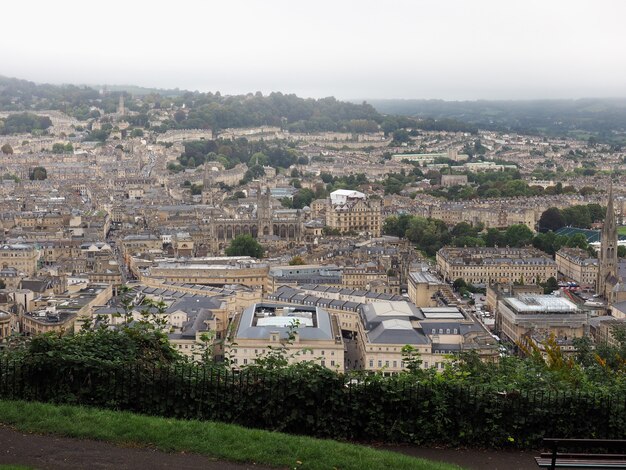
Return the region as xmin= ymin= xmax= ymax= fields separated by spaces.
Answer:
xmin=597 ymin=182 xmax=618 ymax=298
xmin=256 ymin=184 xmax=271 ymax=236
xmin=202 ymin=163 xmax=214 ymax=205
xmin=118 ymin=95 xmax=125 ymax=116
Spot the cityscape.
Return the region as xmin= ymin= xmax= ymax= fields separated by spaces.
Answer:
xmin=1 ymin=1 xmax=626 ymax=469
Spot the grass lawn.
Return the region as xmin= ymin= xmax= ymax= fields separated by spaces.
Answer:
xmin=0 ymin=401 xmax=462 ymax=470
xmin=618 ymin=226 xmax=626 ymax=236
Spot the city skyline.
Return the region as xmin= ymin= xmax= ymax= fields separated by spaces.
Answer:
xmin=2 ymin=0 xmax=625 ymax=100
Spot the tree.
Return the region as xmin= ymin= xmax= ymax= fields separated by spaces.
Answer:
xmin=504 ymin=224 xmax=534 ymax=247
xmin=484 ymin=228 xmax=504 ymax=247
xmin=52 ymin=143 xmax=66 ymax=154
xmin=453 ymin=278 xmax=467 ymax=291
xmin=618 ymin=246 xmax=626 ymax=258
xmin=289 ymin=256 xmax=306 ymax=266
xmin=30 ymin=166 xmax=47 ymax=181
xmin=562 ymin=205 xmax=592 ymax=229
xmin=392 ymin=129 xmax=411 ymax=144
xmin=538 ymin=207 xmax=566 ymax=232
xmin=225 ymin=234 xmax=264 ymax=258
xmin=566 ymin=233 xmax=589 ymax=250
xmin=1 ymin=143 xmax=13 ymax=155
xmin=542 ymin=276 xmax=559 ymax=294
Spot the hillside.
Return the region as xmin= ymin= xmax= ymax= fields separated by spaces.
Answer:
xmin=368 ymin=98 xmax=626 ymax=145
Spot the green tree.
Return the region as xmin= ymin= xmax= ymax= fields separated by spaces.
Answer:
xmin=484 ymin=228 xmax=504 ymax=247
xmin=226 ymin=234 xmax=264 ymax=258
xmin=538 ymin=207 xmax=566 ymax=232
xmin=542 ymin=276 xmax=559 ymax=294
xmin=504 ymin=224 xmax=534 ymax=247
xmin=562 ymin=205 xmax=592 ymax=228
xmin=1 ymin=143 xmax=13 ymax=155
xmin=52 ymin=143 xmax=66 ymax=154
xmin=566 ymin=233 xmax=589 ymax=250
xmin=30 ymin=166 xmax=47 ymax=180
xmin=453 ymin=278 xmax=467 ymax=291
xmin=289 ymin=256 xmax=306 ymax=265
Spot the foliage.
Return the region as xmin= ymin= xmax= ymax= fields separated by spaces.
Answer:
xmin=0 ymin=113 xmax=51 ymax=135
xmin=289 ymin=256 xmax=306 ymax=265
xmin=369 ymin=97 xmax=626 ymax=145
xmin=0 ymin=143 xmax=13 ymax=154
xmin=383 ymin=216 xmax=537 ymax=255
xmin=225 ymin=234 xmax=264 ymax=258
xmin=538 ymin=207 xmax=566 ymax=232
xmin=52 ymin=142 xmax=73 ymax=154
xmin=0 ymin=400 xmax=457 ymax=470
xmin=29 ymin=166 xmax=47 ymax=180
xmin=178 ymin=139 xmax=297 ymax=172
xmin=4 ymin=308 xmax=626 ymax=450
xmin=539 ymin=204 xmax=605 ymax=231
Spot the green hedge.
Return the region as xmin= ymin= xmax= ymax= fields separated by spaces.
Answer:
xmin=0 ymin=357 xmax=624 ymax=449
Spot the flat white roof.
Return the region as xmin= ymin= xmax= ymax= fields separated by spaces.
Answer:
xmin=421 ymin=310 xmax=465 ymax=319
xmin=506 ymin=295 xmax=577 ymax=313
xmin=256 ymin=316 xmax=314 ymax=328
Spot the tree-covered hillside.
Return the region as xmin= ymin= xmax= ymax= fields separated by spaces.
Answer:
xmin=0 ymin=76 xmax=383 ymax=133
xmin=368 ymin=98 xmax=626 ymax=145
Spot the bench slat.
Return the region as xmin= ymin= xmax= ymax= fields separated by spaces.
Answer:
xmin=540 ymin=453 xmax=626 ymax=459
xmin=536 ymin=457 xmax=626 ymax=468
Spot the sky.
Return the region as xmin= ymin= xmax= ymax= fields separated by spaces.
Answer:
xmin=2 ymin=0 xmax=625 ymax=100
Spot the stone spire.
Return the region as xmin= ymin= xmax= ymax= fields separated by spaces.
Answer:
xmin=202 ymin=163 xmax=214 ymax=205
xmin=118 ymin=95 xmax=125 ymax=116
xmin=597 ymin=181 xmax=618 ymax=298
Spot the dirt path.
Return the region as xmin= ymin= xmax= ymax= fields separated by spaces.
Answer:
xmin=0 ymin=425 xmax=278 ymax=470
xmin=382 ymin=444 xmax=538 ymax=470
xmin=0 ymin=423 xmax=540 ymax=470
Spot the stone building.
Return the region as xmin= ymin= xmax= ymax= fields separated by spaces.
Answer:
xmin=436 ymin=247 xmax=556 ymax=286
xmin=326 ymin=191 xmax=382 ymax=237
xmin=225 ymin=302 xmax=345 ymax=370
xmin=496 ymin=294 xmax=587 ymax=346
xmin=555 ymin=247 xmax=597 ymax=287
xmin=597 ymin=183 xmax=620 ymax=302
xmin=0 ymin=244 xmax=39 ymax=276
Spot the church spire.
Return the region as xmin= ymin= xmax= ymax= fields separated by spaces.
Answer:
xmin=597 ymin=180 xmax=618 ymax=299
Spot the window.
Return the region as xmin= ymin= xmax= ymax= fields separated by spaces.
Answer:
xmin=369 ymin=360 xmax=374 ymax=367
xmin=439 ymin=328 xmax=443 ymax=334
xmin=446 ymin=329 xmax=450 ymax=334
xmin=378 ymin=360 xmax=382 ymax=368
xmin=243 ymin=358 xmax=248 ymax=365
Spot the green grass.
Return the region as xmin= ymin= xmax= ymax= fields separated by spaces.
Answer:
xmin=0 ymin=401 xmax=462 ymax=470
xmin=618 ymin=226 xmax=626 ymax=236
xmin=0 ymin=466 xmax=33 ymax=470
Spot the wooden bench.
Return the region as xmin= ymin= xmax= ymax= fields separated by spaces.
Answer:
xmin=536 ymin=438 xmax=626 ymax=469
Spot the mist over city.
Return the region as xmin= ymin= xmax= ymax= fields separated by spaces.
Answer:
xmin=0 ymin=1 xmax=625 ymax=469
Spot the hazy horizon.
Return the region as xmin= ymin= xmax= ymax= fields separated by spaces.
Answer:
xmin=2 ymin=0 xmax=625 ymax=101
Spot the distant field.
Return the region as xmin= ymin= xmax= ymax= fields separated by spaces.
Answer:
xmin=618 ymin=226 xmax=626 ymax=236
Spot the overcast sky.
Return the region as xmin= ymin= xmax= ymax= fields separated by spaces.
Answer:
xmin=2 ymin=0 xmax=625 ymax=100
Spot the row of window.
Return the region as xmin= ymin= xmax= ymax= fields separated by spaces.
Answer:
xmin=431 ymin=328 xmax=458 ymax=335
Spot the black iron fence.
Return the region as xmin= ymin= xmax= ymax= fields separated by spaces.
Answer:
xmin=1 ymin=357 xmax=624 ymax=448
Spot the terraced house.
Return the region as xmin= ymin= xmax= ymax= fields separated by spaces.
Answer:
xmin=436 ymin=246 xmax=556 ymax=286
